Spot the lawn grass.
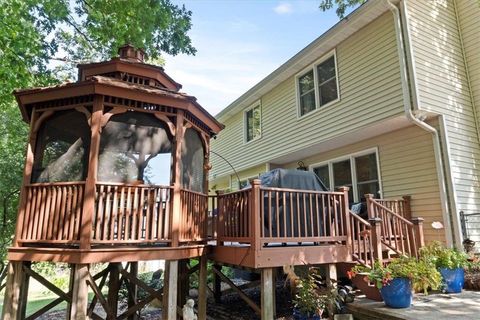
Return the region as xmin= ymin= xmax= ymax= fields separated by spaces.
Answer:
xmin=0 ymin=292 xmax=96 ymax=317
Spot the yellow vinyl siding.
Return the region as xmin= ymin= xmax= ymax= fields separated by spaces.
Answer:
xmin=407 ymin=0 xmax=480 ymax=224
xmin=456 ymin=0 xmax=480 ymax=127
xmin=211 ymin=12 xmax=404 ymax=179
xmin=281 ymin=125 xmax=444 ymax=243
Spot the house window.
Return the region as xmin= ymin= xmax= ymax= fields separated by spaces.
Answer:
xmin=245 ymin=104 xmax=261 ymax=142
xmin=311 ymin=149 xmax=380 ymax=203
xmin=297 ymin=52 xmax=339 ymax=116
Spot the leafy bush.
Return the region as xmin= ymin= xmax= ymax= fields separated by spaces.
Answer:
xmin=351 ymin=256 xmax=442 ymax=294
xmin=420 ymin=241 xmax=469 ymax=269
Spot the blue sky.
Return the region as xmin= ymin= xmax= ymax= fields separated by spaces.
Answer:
xmin=163 ymin=0 xmax=343 ymax=116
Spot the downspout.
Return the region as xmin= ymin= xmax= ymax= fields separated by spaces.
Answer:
xmin=386 ymin=0 xmax=457 ymax=247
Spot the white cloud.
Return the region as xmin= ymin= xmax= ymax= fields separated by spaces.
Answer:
xmin=163 ymin=33 xmax=276 ymax=116
xmin=274 ymin=2 xmax=293 ymax=15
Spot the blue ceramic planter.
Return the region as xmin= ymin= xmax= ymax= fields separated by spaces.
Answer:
xmin=440 ymin=267 xmax=464 ymax=293
xmin=292 ymin=308 xmax=321 ymax=320
xmin=380 ymin=278 xmax=412 ymax=308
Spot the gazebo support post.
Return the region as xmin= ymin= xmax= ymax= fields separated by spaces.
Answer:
xmin=69 ymin=264 xmax=89 ymax=320
xmin=163 ymin=260 xmax=179 ymax=320
xmin=1 ymin=262 xmax=29 ymax=320
xmin=197 ymin=255 xmax=208 ymax=320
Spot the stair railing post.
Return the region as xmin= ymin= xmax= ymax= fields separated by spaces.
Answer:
xmin=338 ymin=186 xmax=352 ymax=257
xmin=368 ymin=217 xmax=383 ymax=265
xmin=411 ymin=217 xmax=425 ymax=255
xmin=250 ymin=179 xmax=262 ymax=254
xmin=365 ymin=194 xmax=375 ymax=220
xmin=216 ymin=190 xmax=225 ymax=246
xmin=402 ymin=196 xmax=412 ymax=220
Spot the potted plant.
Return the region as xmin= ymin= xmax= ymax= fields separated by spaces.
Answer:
xmin=291 ymin=268 xmax=324 ymax=320
xmin=350 ymin=256 xmax=441 ymax=308
xmin=420 ymin=241 xmax=469 ymax=293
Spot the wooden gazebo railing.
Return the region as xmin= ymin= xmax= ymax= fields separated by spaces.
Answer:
xmin=15 ymin=182 xmax=210 ymax=248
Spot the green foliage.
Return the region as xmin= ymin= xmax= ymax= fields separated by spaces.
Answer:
xmin=31 ymin=262 xmax=70 ymax=291
xmin=0 ymin=0 xmax=196 ymax=261
xmin=351 ymin=256 xmax=442 ymax=294
xmin=293 ymin=268 xmax=325 ymax=316
xmin=419 ymin=241 xmax=469 ymax=269
xmin=319 ymin=0 xmax=366 ymax=18
xmin=188 ymin=259 xmax=233 ymax=289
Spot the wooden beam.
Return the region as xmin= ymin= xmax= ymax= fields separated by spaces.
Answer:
xmin=23 ymin=265 xmax=71 ymax=302
xmin=261 ymin=268 xmax=275 ymax=320
xmin=70 ymin=264 xmax=89 ymax=320
xmin=198 ymin=255 xmax=208 ymax=320
xmin=212 ymin=266 xmax=261 ymax=315
xmin=163 ymin=260 xmax=179 ymax=320
xmin=127 ymin=262 xmax=139 ymax=320
xmin=25 ymin=297 xmax=64 ymax=320
xmin=107 ymin=263 xmax=121 ymax=318
xmin=86 ymin=270 xmax=114 ymax=319
xmin=213 ymin=264 xmax=222 ymax=303
xmin=170 ymin=111 xmax=185 ymax=247
xmin=326 ymin=264 xmax=337 ymax=285
xmin=81 ymin=95 xmax=103 ymax=250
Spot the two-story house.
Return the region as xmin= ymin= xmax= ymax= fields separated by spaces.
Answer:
xmin=210 ymin=0 xmax=480 ymax=248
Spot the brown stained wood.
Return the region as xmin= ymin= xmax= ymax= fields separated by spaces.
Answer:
xmin=12 ymin=109 xmax=39 ymax=247
xmin=87 ymin=271 xmax=114 ymax=319
xmin=125 ymin=187 xmax=132 ymax=240
xmin=45 ymin=186 xmax=53 ymax=240
xmin=81 ymin=95 xmax=103 ymax=249
xmin=70 ymin=185 xmax=79 ymax=241
xmin=110 ymin=186 xmax=122 ymax=240
xmin=198 ymin=255 xmax=208 ymax=320
xmin=275 ymin=191 xmax=280 ymax=238
xmin=99 ymin=185 xmax=107 ymax=241
xmin=111 ymin=186 xmax=119 ymax=241
xmin=296 ymin=193 xmax=301 ymax=238
xmin=119 ymin=187 xmax=126 ymax=241
xmin=212 ymin=266 xmax=260 ymax=315
xmin=37 ymin=187 xmax=46 ymax=240
xmin=87 ymin=267 xmax=110 ymax=317
xmin=105 ymin=186 xmax=113 ymax=241
xmin=22 ymin=188 xmax=32 ymax=240
xmin=25 ymin=297 xmax=64 ymax=320
xmin=141 ymin=188 xmax=149 ymax=240
xmin=93 ymin=185 xmax=105 ymax=239
xmin=133 ymin=187 xmax=140 ymax=240
xmin=23 ymin=266 xmax=71 ymax=302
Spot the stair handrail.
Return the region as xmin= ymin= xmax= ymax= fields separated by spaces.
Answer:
xmin=366 ymin=194 xmax=423 ymax=258
xmin=349 ymin=210 xmax=375 ymax=268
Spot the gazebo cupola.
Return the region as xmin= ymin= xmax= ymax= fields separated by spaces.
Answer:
xmin=10 ymin=44 xmax=223 ymax=261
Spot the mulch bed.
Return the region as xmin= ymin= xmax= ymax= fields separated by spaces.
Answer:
xmin=35 ymin=280 xmax=295 ymax=320
xmin=464 ymin=269 xmax=480 ymax=290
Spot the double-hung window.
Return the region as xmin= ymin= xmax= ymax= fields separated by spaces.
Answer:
xmin=245 ymin=103 xmax=261 ymax=142
xmin=297 ymin=51 xmax=339 ymax=117
xmin=312 ymin=149 xmax=381 ymax=203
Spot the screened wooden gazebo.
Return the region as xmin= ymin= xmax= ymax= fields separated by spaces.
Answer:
xmin=2 ymin=44 xmax=223 ymax=320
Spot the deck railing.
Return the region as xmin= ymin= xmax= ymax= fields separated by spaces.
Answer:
xmin=366 ymin=194 xmax=424 ymax=258
xmin=215 ymin=181 xmax=351 ymax=248
xmin=92 ymin=183 xmax=172 ymax=244
xmin=179 ymin=189 xmax=209 ymax=242
xmin=216 ymin=189 xmax=252 ymax=244
xmin=374 ymin=196 xmax=411 ymax=220
xmin=18 ymin=182 xmax=85 ymax=244
xmin=349 ymin=211 xmax=374 ymax=267
xmin=259 ymin=187 xmax=349 ymax=245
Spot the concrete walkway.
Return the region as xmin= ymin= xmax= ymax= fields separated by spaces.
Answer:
xmin=347 ymin=290 xmax=480 ymax=320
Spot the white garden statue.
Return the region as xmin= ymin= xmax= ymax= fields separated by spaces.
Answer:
xmin=182 ymin=299 xmax=197 ymax=320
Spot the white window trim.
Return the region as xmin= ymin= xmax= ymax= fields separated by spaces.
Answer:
xmin=243 ymin=100 xmax=262 ymax=144
xmin=295 ymin=49 xmax=340 ymax=119
xmin=309 ymin=147 xmax=382 ymax=202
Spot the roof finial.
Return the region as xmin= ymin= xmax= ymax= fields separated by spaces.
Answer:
xmin=118 ymin=44 xmax=145 ymax=62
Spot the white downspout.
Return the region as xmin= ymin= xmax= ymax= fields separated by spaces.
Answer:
xmin=386 ymin=0 xmax=456 ymax=247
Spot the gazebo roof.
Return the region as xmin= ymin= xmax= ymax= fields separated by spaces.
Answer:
xmin=14 ymin=45 xmax=224 ymax=135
